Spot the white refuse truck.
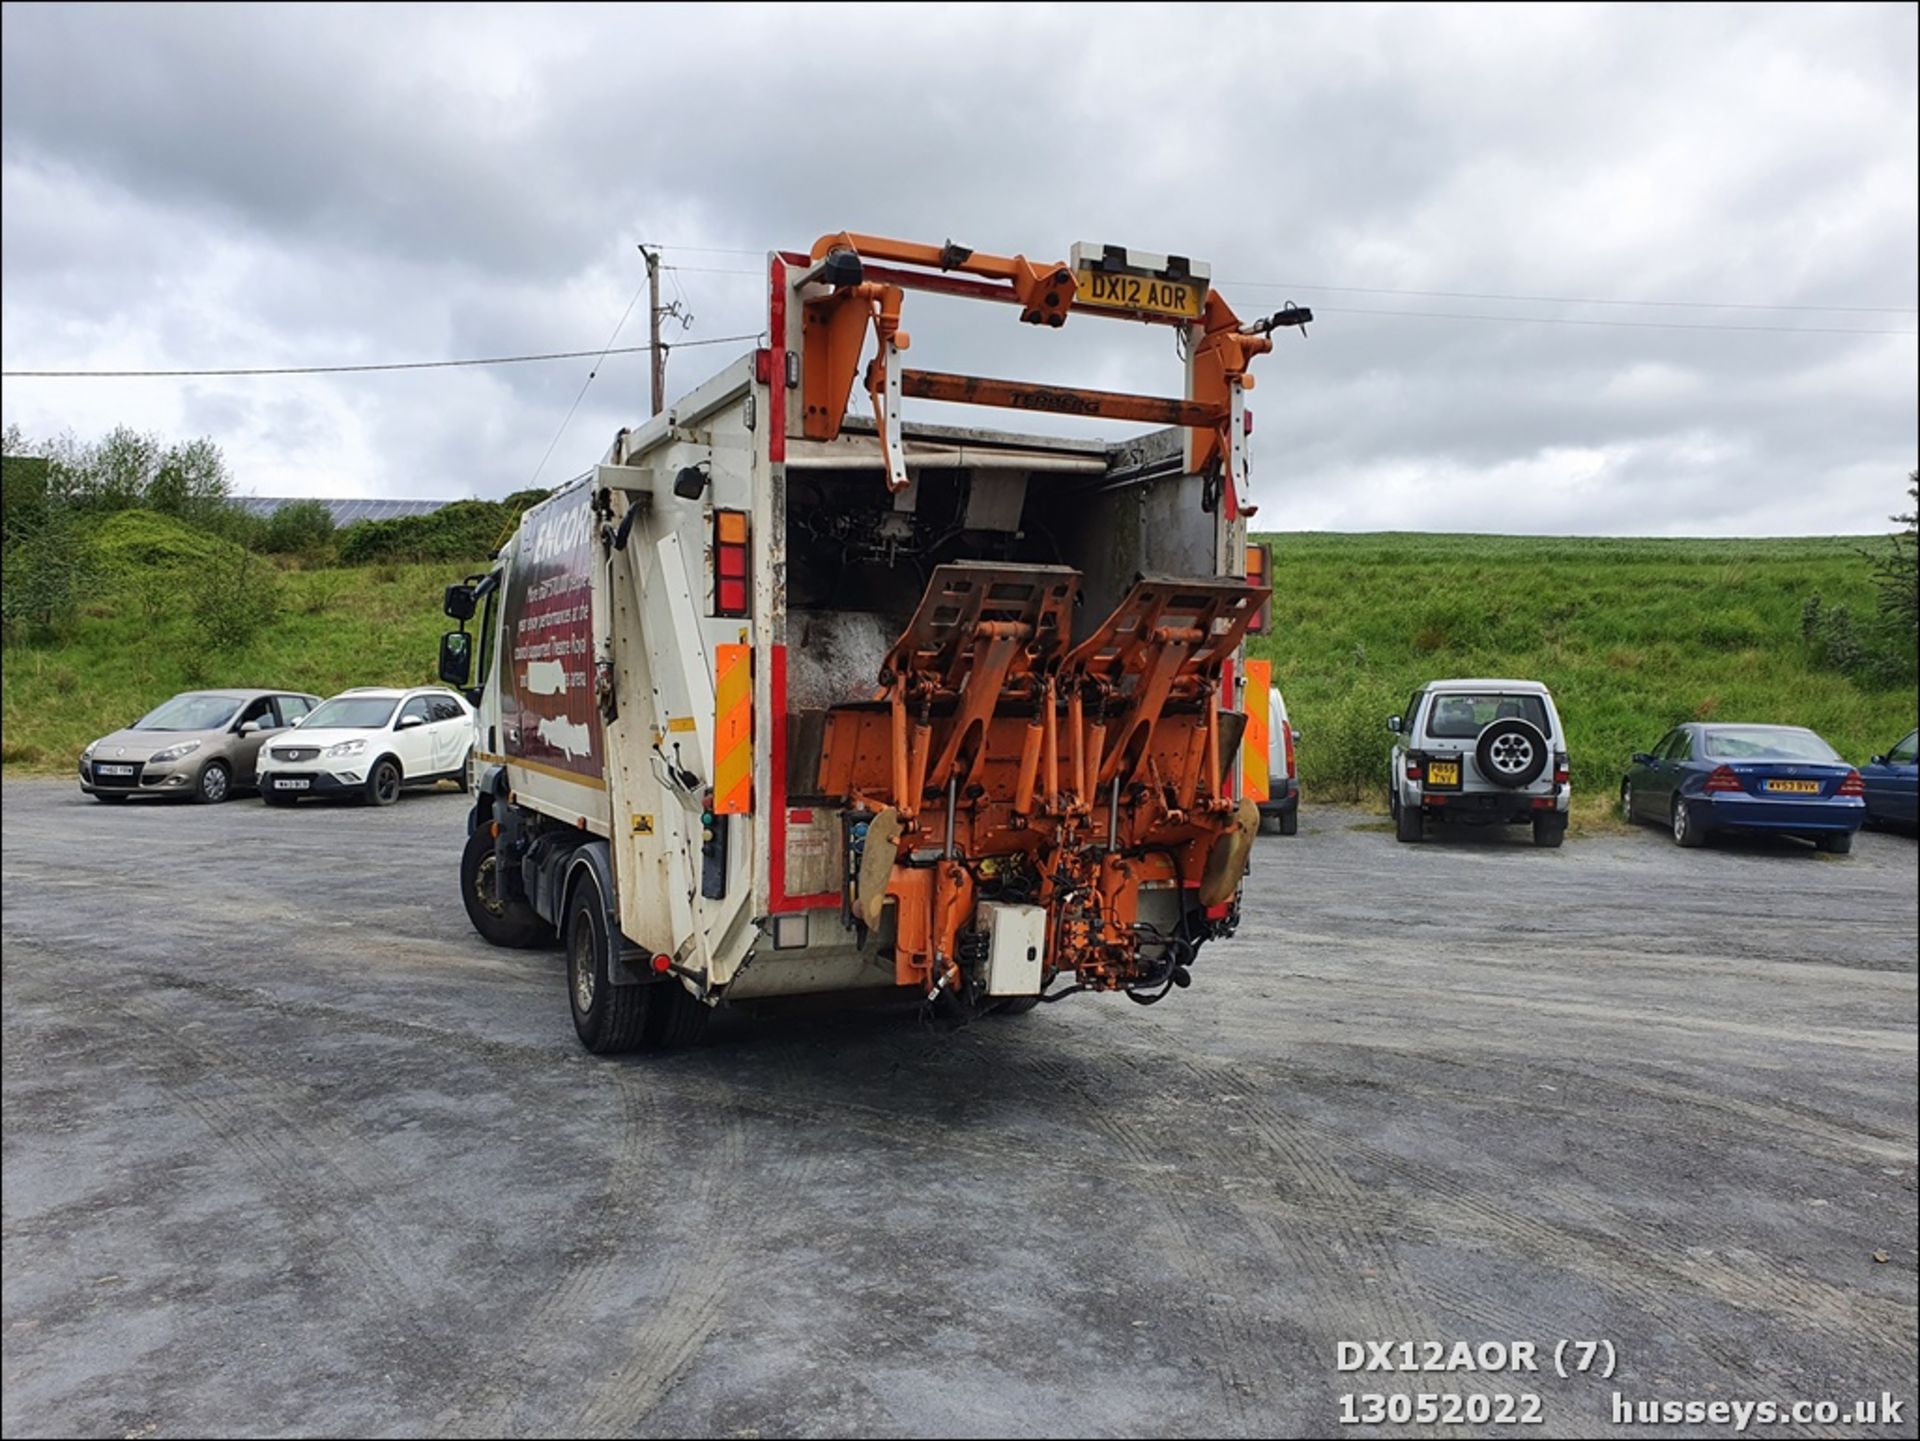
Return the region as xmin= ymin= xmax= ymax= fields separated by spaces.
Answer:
xmin=438 ymin=232 xmax=1309 ymax=1052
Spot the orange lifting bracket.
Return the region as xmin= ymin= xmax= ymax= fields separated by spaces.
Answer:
xmin=791 ymin=231 xmax=1309 ymax=502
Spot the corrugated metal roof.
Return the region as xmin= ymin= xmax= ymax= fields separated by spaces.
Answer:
xmin=234 ymin=496 xmax=455 ymax=525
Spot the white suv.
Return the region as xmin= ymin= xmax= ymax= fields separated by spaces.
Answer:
xmin=1388 ymin=679 xmax=1569 ymax=847
xmin=257 ymin=686 xmax=475 ymax=807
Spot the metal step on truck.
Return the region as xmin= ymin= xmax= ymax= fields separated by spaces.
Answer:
xmin=437 ymin=231 xmax=1310 ymax=1053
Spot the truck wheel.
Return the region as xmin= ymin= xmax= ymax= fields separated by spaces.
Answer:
xmin=460 ymin=824 xmax=548 ymax=949
xmin=644 ymin=981 xmax=712 ymax=1048
xmin=993 ymin=995 xmax=1043 ymax=1016
xmin=1278 ymin=807 xmax=1299 ymax=837
xmin=1532 ymin=812 xmax=1567 ymax=848
xmin=565 ymin=870 xmax=648 ymax=1054
xmin=1816 ymin=831 xmax=1854 ymax=855
xmin=365 ymin=757 xmax=402 ymax=807
xmin=1395 ymin=797 xmax=1424 ymax=843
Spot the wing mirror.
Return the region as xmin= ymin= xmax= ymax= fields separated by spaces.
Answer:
xmin=1631 ymin=752 xmax=1654 ymax=765
xmin=443 ymin=584 xmax=477 ymax=621
xmin=397 ymin=714 xmax=426 ymax=731
xmin=438 ymin=630 xmax=473 ymax=687
xmin=238 ymin=720 xmax=262 ymax=736
xmin=1386 ymin=716 xmax=1402 ymax=734
xmin=1870 ymin=754 xmax=1885 ymax=766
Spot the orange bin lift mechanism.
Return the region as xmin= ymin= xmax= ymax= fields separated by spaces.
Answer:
xmin=795 ymin=231 xmax=1271 ymax=503
xmin=816 ymin=563 xmax=1270 ymax=996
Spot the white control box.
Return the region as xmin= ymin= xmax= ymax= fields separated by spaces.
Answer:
xmin=976 ymin=902 xmax=1046 ymax=997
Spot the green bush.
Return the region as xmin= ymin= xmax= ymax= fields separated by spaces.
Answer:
xmin=335 ymin=491 xmax=550 ymax=565
xmin=86 ymin=508 xmax=244 ymax=577
xmin=260 ymin=499 xmax=337 ymax=558
xmin=188 ymin=544 xmax=284 ymax=651
xmin=1 ymin=513 xmax=93 ymax=645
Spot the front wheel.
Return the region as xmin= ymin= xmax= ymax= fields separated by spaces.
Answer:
xmin=1672 ymin=797 xmax=1707 ymax=848
xmin=194 ymin=761 xmax=232 ymax=805
xmin=460 ymin=824 xmax=549 ymax=948
xmin=1620 ymin=779 xmax=1635 ymax=823
xmin=566 ymin=870 xmax=649 ymax=1054
xmin=1816 ymin=830 xmax=1855 ymax=855
xmin=365 ymin=757 xmax=402 ymax=807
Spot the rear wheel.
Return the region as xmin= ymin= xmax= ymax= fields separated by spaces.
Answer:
xmin=366 ymin=757 xmax=402 ymax=807
xmin=1395 ymin=793 xmax=1423 ymax=843
xmin=1620 ymin=779 xmax=1635 ymax=823
xmin=1671 ymin=797 xmax=1707 ymax=848
xmin=460 ymin=823 xmax=548 ymax=948
xmin=566 ymin=870 xmax=649 ymax=1054
xmin=993 ymin=995 xmax=1043 ymax=1016
xmin=1278 ymin=807 xmax=1299 ymax=837
xmin=644 ymin=980 xmax=712 ymax=1048
xmin=1532 ymin=812 xmax=1567 ymax=848
xmin=1816 ymin=830 xmax=1855 ymax=855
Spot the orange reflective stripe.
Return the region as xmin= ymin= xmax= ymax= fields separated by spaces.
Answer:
xmin=1242 ymin=659 xmax=1271 ymax=802
xmin=713 ymin=643 xmax=753 ymax=815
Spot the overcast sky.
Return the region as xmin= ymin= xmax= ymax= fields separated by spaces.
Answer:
xmin=3 ymin=2 xmax=1915 ymax=535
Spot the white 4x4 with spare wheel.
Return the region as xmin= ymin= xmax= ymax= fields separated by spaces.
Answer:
xmin=1388 ymin=679 xmax=1569 ymax=847
xmin=257 ymin=686 xmax=474 ymax=807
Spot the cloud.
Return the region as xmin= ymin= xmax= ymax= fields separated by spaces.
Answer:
xmin=3 ymin=1 xmax=1914 ymax=534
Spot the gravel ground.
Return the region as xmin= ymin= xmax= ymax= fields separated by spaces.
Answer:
xmin=3 ymin=776 xmax=1915 ymax=1439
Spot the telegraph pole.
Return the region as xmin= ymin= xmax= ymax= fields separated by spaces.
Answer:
xmin=643 ymin=246 xmax=665 ymax=416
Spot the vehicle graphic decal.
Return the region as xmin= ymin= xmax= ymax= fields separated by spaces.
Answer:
xmin=502 ymin=484 xmax=602 ymax=779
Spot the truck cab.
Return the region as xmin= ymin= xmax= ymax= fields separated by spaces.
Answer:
xmin=440 ymin=232 xmax=1310 ymax=1051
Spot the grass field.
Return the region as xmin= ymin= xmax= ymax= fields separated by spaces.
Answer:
xmin=3 ymin=529 xmax=1913 ymax=827
xmin=1247 ymin=532 xmax=1916 ymax=821
xmin=1 ymin=560 xmax=455 ymax=771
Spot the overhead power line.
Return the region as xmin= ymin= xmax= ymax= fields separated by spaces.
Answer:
xmin=1311 ymin=305 xmax=1914 ymax=337
xmin=1 ymin=333 xmax=763 ymax=380
xmin=1226 ymin=277 xmax=1919 ymax=315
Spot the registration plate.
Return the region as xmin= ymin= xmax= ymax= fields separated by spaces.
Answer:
xmin=1764 ymin=779 xmax=1820 ymax=795
xmin=1072 ymin=268 xmax=1205 ymax=321
xmin=1426 ymin=759 xmax=1461 ymax=787
xmin=274 ymin=777 xmax=311 ymax=790
xmin=96 ymin=764 xmax=134 ymax=777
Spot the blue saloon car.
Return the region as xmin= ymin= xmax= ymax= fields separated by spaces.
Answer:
xmin=1620 ymin=723 xmax=1866 ymax=853
xmin=1860 ymin=727 xmax=1918 ymax=830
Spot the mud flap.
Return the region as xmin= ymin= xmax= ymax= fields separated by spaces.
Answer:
xmin=853 ymin=806 xmax=904 ymax=931
xmin=1198 ymin=799 xmax=1261 ymax=907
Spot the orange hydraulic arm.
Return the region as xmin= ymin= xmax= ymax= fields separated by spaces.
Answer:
xmin=793 ymin=231 xmax=1309 ymax=504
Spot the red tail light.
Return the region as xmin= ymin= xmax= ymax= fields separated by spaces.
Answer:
xmin=1283 ymin=723 xmax=1296 ymax=780
xmin=1553 ymin=750 xmax=1570 ymax=784
xmin=1839 ymin=769 xmax=1865 ymax=797
xmin=1704 ymin=765 xmax=1743 ymax=793
xmin=714 ymin=508 xmax=750 ymax=617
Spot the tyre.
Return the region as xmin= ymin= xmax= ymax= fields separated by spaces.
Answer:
xmin=194 ymin=760 xmax=232 ymax=805
xmin=365 ymin=757 xmax=402 ymax=807
xmin=91 ymin=792 xmax=128 ymax=804
xmin=1620 ymin=778 xmax=1635 ymax=824
xmin=1474 ymin=718 xmax=1548 ymax=789
xmin=644 ymin=979 xmax=713 ymax=1048
xmin=459 ymin=824 xmax=548 ymax=947
xmin=1671 ymin=797 xmax=1707 ymax=848
xmin=1278 ymin=807 xmax=1299 ymax=837
xmin=1816 ymin=830 xmax=1855 ymax=855
xmin=993 ymin=995 xmax=1043 ymax=1016
xmin=1532 ymin=812 xmax=1567 ymax=848
xmin=456 ymin=749 xmax=473 ymax=794
xmin=565 ymin=869 xmax=650 ymax=1054
xmin=1395 ymin=794 xmax=1424 ymax=843
xmin=1258 ymin=811 xmax=1280 ymax=836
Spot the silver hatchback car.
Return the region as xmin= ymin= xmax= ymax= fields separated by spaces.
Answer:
xmin=79 ymin=689 xmax=322 ymax=804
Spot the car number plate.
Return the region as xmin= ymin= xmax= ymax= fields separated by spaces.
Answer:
xmin=275 ymin=778 xmax=311 ymax=790
xmin=96 ymin=764 xmax=134 ymax=777
xmin=1426 ymin=759 xmax=1460 ymax=787
xmin=1764 ymin=779 xmax=1820 ymax=794
xmin=1072 ymin=268 xmax=1205 ymax=320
